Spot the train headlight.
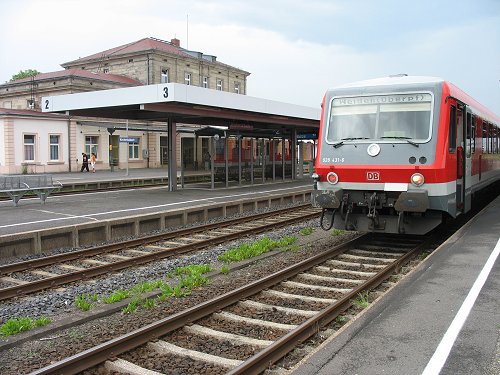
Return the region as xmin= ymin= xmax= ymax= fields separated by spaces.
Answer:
xmin=326 ymin=172 xmax=339 ymax=185
xmin=410 ymin=173 xmax=424 ymax=187
xmin=312 ymin=173 xmax=320 ymax=182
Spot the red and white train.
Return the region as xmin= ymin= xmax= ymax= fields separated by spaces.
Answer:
xmin=312 ymin=75 xmax=500 ymax=234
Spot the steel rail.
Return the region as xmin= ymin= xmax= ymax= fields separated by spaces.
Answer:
xmin=0 ymin=204 xmax=314 ymax=276
xmin=30 ymin=235 xmax=367 ymax=375
xmin=226 ymin=236 xmax=430 ymax=374
xmin=0 ymin=208 xmax=320 ymax=301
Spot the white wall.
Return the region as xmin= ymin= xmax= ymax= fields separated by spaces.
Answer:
xmin=0 ymin=119 xmax=5 ymax=169
xmin=13 ymin=117 xmax=69 ymax=173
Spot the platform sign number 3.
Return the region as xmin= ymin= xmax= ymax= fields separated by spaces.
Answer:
xmin=163 ymin=86 xmax=168 ymax=98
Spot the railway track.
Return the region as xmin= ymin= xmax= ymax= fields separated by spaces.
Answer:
xmin=31 ymin=233 xmax=429 ymax=375
xmin=0 ymin=205 xmax=320 ymax=301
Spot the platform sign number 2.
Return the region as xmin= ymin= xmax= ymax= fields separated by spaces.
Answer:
xmin=45 ymin=99 xmax=49 ymax=110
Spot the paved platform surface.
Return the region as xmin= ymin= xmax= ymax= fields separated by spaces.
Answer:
xmin=0 ymin=168 xmax=311 ymax=236
xmin=291 ymin=195 xmax=500 ymax=375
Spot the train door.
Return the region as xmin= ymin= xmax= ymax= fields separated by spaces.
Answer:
xmin=449 ymin=99 xmax=466 ymax=214
xmin=464 ymin=110 xmax=473 ymax=211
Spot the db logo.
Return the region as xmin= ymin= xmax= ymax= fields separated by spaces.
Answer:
xmin=367 ymin=171 xmax=380 ymax=181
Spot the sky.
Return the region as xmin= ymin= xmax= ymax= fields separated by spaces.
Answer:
xmin=0 ymin=0 xmax=499 ymax=114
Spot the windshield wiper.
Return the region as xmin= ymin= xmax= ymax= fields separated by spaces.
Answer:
xmin=333 ymin=137 xmax=369 ymax=148
xmin=380 ymin=136 xmax=419 ymax=147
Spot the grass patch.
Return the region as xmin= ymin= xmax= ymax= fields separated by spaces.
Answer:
xmin=299 ymin=226 xmax=313 ymax=236
xmin=0 ymin=316 xmax=51 ymax=337
xmin=74 ymin=294 xmax=97 ymax=311
xmin=122 ymin=296 xmax=142 ymax=314
xmin=419 ymin=250 xmax=431 ymax=260
xmin=220 ymin=265 xmax=230 ymax=274
xmin=331 ymin=229 xmax=345 ymax=236
xmin=352 ymin=291 xmax=370 ymax=309
xmin=103 ymin=289 xmax=131 ymax=304
xmin=131 ymin=280 xmax=163 ymax=294
xmin=218 ymin=236 xmax=297 ymax=264
xmin=335 ymin=315 xmax=348 ymax=324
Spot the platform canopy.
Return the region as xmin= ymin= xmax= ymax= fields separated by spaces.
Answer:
xmin=42 ymin=83 xmax=320 ymax=134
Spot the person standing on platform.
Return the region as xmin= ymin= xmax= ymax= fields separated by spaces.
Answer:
xmin=80 ymin=152 xmax=89 ymax=172
xmin=90 ymin=152 xmax=97 ymax=173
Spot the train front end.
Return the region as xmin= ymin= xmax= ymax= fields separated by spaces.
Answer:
xmin=312 ymin=77 xmax=446 ymax=235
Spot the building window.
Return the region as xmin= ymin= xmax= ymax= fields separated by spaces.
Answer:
xmin=161 ymin=69 xmax=169 ymax=83
xmin=203 ymin=76 xmax=208 ymax=88
xmin=24 ymin=134 xmax=36 ymax=161
xmin=129 ymin=141 xmax=139 ymax=159
xmin=185 ymin=72 xmax=191 ymax=85
xmin=216 ymin=79 xmax=223 ymax=91
xmin=49 ymin=135 xmax=60 ymax=161
xmin=103 ymin=68 xmax=109 ymax=74
xmin=85 ymin=136 xmax=98 ymax=157
xmin=234 ymin=83 xmax=240 ymax=94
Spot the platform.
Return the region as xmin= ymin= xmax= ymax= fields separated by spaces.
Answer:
xmin=0 ymin=169 xmax=312 ymax=257
xmin=291 ymin=196 xmax=500 ymax=375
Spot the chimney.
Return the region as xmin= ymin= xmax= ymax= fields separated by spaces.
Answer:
xmin=171 ymin=38 xmax=180 ymax=47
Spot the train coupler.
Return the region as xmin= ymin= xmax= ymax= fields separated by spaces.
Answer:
xmin=367 ymin=192 xmax=385 ymax=230
xmin=320 ymin=208 xmax=336 ymax=230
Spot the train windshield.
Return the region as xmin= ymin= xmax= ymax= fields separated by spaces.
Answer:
xmin=326 ymin=93 xmax=433 ymax=143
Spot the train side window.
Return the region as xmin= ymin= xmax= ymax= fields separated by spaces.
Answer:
xmin=448 ymin=105 xmax=457 ymax=152
xmin=471 ymin=115 xmax=476 ymax=153
xmin=482 ymin=120 xmax=487 ymax=153
xmin=493 ymin=125 xmax=498 ymax=154
xmin=466 ymin=112 xmax=472 ymax=156
xmin=490 ymin=123 xmax=495 ymax=154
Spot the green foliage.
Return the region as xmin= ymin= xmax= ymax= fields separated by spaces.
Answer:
xmin=122 ymin=296 xmax=142 ymax=314
xmin=142 ymin=298 xmax=157 ymax=309
xmin=299 ymin=226 xmax=313 ymax=236
xmin=10 ymin=69 xmax=40 ymax=81
xmin=172 ymin=284 xmax=189 ymax=297
xmin=103 ymin=289 xmax=130 ymax=304
xmin=173 ymin=264 xmax=212 ymax=277
xmin=335 ymin=315 xmax=348 ymax=324
xmin=419 ymin=250 xmax=431 ymax=260
xmin=282 ymin=244 xmax=301 ymax=252
xmin=352 ymin=291 xmax=370 ymax=309
xmin=75 ymin=294 xmax=94 ymax=311
xmin=0 ymin=316 xmax=51 ymax=337
xmin=218 ymin=236 xmax=297 ymax=264
xmin=331 ymin=229 xmax=345 ymax=236
xmin=220 ymin=265 xmax=230 ymax=274
xmin=131 ymin=280 xmax=163 ymax=294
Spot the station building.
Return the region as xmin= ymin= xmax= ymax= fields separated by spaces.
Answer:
xmin=0 ymin=37 xmax=317 ymax=179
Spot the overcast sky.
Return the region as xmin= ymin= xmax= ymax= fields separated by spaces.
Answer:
xmin=0 ymin=0 xmax=499 ymax=114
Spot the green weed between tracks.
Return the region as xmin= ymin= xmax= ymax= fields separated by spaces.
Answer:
xmin=0 ymin=316 xmax=51 ymax=337
xmin=218 ymin=236 xmax=297 ymax=264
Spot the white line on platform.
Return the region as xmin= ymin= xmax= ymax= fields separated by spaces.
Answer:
xmin=421 ymin=236 xmax=500 ymax=375
xmin=0 ymin=186 xmax=306 ymax=229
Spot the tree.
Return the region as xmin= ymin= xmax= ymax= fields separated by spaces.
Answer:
xmin=10 ymin=69 xmax=41 ymax=81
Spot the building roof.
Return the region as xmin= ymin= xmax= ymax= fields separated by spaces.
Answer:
xmin=61 ymin=37 xmax=250 ymax=74
xmin=0 ymin=108 xmax=68 ymax=118
xmin=43 ymin=82 xmax=319 ymax=131
xmin=10 ymin=69 xmax=142 ymax=86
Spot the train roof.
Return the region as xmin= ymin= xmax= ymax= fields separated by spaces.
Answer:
xmin=331 ymin=75 xmax=444 ymax=89
xmin=328 ymin=75 xmax=499 ymax=123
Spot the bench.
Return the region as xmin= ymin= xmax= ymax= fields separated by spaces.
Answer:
xmin=0 ymin=175 xmax=63 ymax=206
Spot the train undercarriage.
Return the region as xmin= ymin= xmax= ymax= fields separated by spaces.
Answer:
xmin=312 ymin=189 xmax=443 ymax=235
